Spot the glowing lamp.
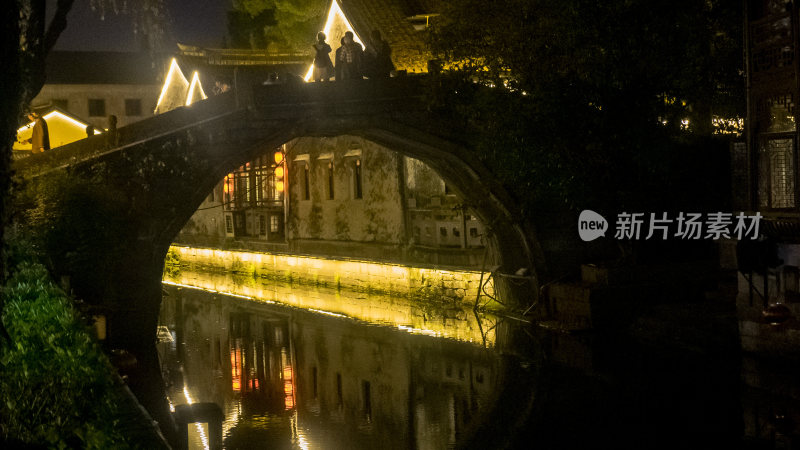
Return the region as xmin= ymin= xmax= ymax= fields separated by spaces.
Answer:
xmin=274 ymin=151 xmax=285 ymax=193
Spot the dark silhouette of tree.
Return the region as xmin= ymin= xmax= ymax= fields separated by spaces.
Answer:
xmin=1 ymin=0 xmax=76 ymax=343
xmin=428 ymin=0 xmax=742 ymax=134
xmin=227 ymin=8 xmax=275 ymax=48
xmin=1 ymin=0 xmax=169 ymax=339
xmin=425 ymin=0 xmax=743 ymax=213
xmin=230 ymin=0 xmax=327 ymax=52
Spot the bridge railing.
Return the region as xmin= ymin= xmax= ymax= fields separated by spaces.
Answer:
xmin=14 ymin=75 xmax=432 ymax=177
xmin=251 ymin=75 xmax=430 ymax=116
xmin=14 ymin=92 xmax=239 ymax=178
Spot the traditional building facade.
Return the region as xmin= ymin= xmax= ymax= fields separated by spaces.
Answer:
xmin=737 ymin=0 xmax=800 ymax=354
xmin=32 ymin=51 xmax=162 ymax=129
xmin=176 ymin=135 xmax=487 ymax=268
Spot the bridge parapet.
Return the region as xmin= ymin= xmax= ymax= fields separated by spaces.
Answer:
xmin=14 ymin=77 xmax=435 ymax=179
xmin=14 ymin=92 xmax=239 ymax=179
xmin=252 ymin=76 xmax=428 ymax=112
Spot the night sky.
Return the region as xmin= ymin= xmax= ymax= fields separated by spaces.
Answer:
xmin=47 ymin=0 xmax=231 ymax=51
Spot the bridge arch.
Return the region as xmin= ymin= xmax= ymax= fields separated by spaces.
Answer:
xmin=14 ymin=79 xmax=546 ymax=350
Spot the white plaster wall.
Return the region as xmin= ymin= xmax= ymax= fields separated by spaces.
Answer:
xmin=33 ymin=83 xmax=161 ymax=128
xmin=287 ymin=136 xmax=406 ymax=244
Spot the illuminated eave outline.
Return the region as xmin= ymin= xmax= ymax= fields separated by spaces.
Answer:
xmin=185 ymin=71 xmax=208 ymax=106
xmin=155 ymin=58 xmax=189 ymax=113
xmin=16 ymin=110 xmax=102 ymax=137
xmin=303 ymin=0 xmax=364 ymax=82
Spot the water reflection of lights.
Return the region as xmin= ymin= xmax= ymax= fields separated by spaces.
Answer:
xmin=282 ymin=349 xmax=296 ymax=410
xmin=291 ymin=411 xmax=311 ymax=450
xmin=231 ymin=343 xmax=242 ymax=393
xmin=162 ymin=274 xmax=497 ymax=346
xmin=183 ymin=387 xmax=210 ymax=450
xmin=397 ymin=325 xmax=441 ymax=337
xmin=221 ymin=401 xmax=241 ymax=441
xmin=307 ymin=308 xmax=348 ymax=319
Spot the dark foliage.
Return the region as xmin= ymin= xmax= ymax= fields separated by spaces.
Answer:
xmin=0 ymin=261 xmax=130 ymax=448
xmin=425 ymin=0 xmax=742 ymax=214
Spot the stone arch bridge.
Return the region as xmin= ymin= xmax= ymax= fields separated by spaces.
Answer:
xmin=14 ymin=77 xmax=545 ymax=350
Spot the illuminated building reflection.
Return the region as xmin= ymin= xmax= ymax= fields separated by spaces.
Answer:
xmin=162 ymin=266 xmax=498 ymax=347
xmin=158 ymin=276 xmax=506 ymax=449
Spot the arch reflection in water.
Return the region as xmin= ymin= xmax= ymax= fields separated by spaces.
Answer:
xmin=158 ymin=276 xmax=505 ymax=449
xmin=162 ymin=267 xmax=498 ymax=346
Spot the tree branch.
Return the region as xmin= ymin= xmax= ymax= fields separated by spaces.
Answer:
xmin=44 ymin=0 xmax=75 ymax=54
xmin=20 ymin=0 xmax=75 ymax=106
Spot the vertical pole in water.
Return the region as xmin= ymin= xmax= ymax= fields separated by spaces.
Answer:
xmin=473 ymin=245 xmax=489 ymax=311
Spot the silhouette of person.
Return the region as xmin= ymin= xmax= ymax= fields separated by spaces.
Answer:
xmin=366 ymin=30 xmax=393 ymax=78
xmin=213 ymin=79 xmax=231 ymax=94
xmin=335 ymin=37 xmax=345 ymax=81
xmin=106 ymin=115 xmax=119 ymax=147
xmin=263 ymin=72 xmax=279 ymax=85
xmin=313 ymin=32 xmax=333 ymax=82
xmin=26 ymin=112 xmax=50 ymax=153
xmin=337 ymin=31 xmax=363 ymax=80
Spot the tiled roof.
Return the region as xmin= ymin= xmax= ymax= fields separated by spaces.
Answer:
xmin=45 ymin=51 xmax=161 ymax=85
xmin=339 ymin=0 xmax=440 ymax=73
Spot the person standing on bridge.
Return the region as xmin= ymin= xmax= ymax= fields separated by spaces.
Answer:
xmin=365 ymin=30 xmax=393 ymax=78
xmin=25 ymin=111 xmax=50 ymax=153
xmin=337 ymin=31 xmax=363 ymax=80
xmin=313 ymin=32 xmax=333 ymax=82
xmin=334 ymin=37 xmax=345 ymax=80
xmin=106 ymin=115 xmax=119 ymax=148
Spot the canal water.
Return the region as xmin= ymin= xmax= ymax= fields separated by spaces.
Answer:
xmin=158 ymin=268 xmax=777 ymax=449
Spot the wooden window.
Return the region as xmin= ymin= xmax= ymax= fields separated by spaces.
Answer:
xmin=327 ymin=161 xmax=335 ymax=200
xmin=353 ymin=159 xmax=363 ymax=199
xmin=88 ymin=99 xmax=105 ymax=117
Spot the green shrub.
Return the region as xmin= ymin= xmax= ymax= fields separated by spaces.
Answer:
xmin=163 ymin=247 xmax=182 ymax=278
xmin=0 ymin=262 xmax=130 ymax=448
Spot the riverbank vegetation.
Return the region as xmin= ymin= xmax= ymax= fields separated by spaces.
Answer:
xmin=0 ymin=249 xmax=131 ymax=448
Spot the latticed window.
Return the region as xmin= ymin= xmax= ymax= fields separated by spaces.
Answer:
xmin=761 ymin=94 xmax=796 ymax=132
xmin=759 ymin=137 xmax=796 ymax=208
xmin=270 ymin=215 xmax=280 ymax=233
xmin=234 ymin=171 xmax=250 ymax=207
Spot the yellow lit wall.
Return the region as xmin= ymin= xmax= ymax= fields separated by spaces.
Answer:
xmin=169 ymin=245 xmax=495 ymax=303
xmin=14 ymin=110 xmax=101 ymax=151
xmin=162 ymin=268 xmax=498 ymax=346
